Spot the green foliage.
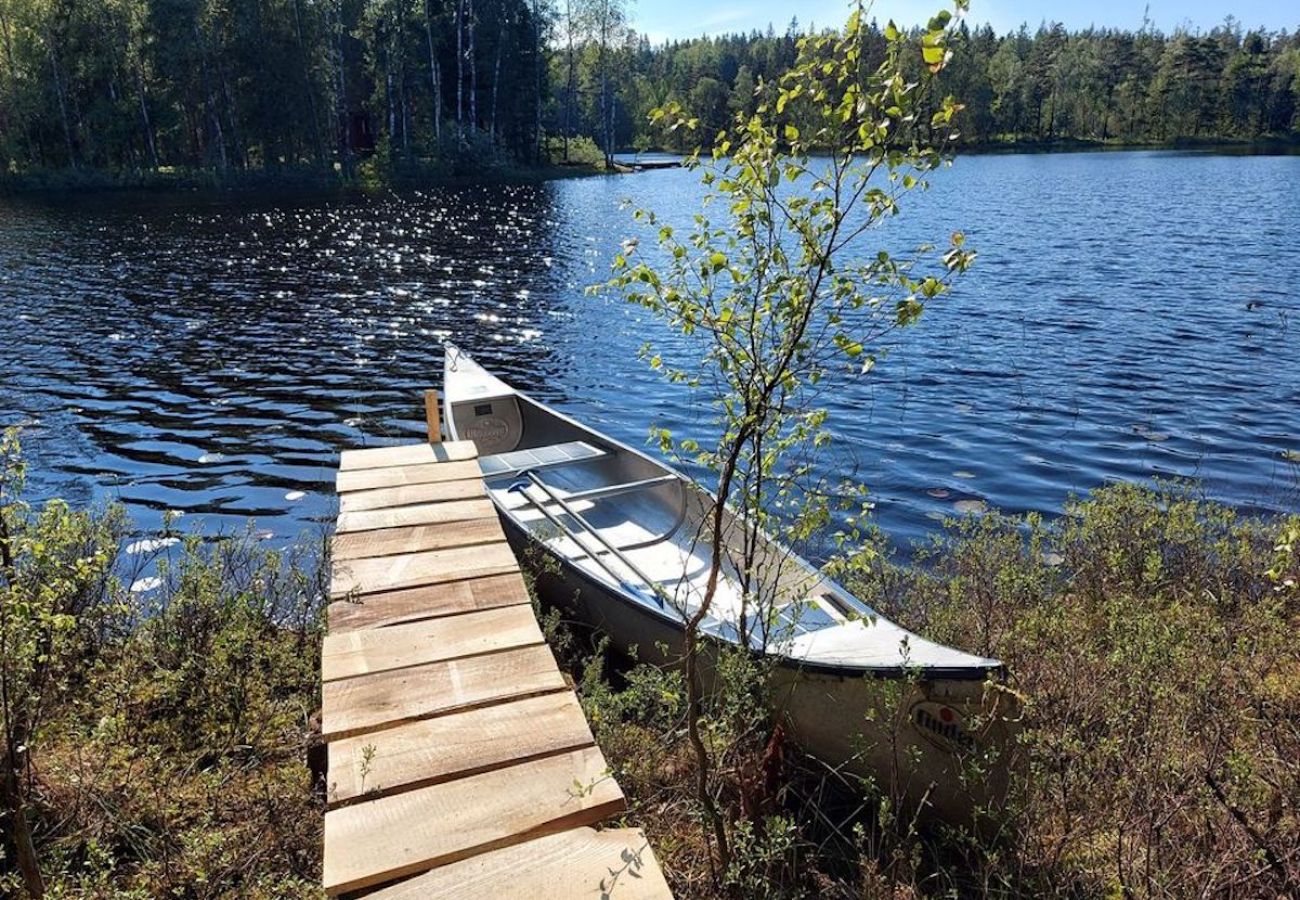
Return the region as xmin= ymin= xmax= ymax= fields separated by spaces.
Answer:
xmin=0 ymin=432 xmax=327 ymax=897
xmin=600 ymin=0 xmax=975 ymax=880
xmin=579 ymin=482 xmax=1300 ymax=896
xmin=607 ymin=0 xmax=975 ymax=588
xmin=844 ymin=482 xmax=1300 ymax=896
xmin=0 ymin=0 xmax=549 ymax=182
xmin=542 ymin=133 xmax=606 ymax=168
xmin=603 ymin=15 xmax=1300 ymax=152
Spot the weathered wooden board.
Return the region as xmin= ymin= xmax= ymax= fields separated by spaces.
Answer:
xmin=338 ymin=477 xmax=486 ymax=513
xmin=335 ymin=497 xmax=496 ymax=535
xmin=326 ymin=573 xmax=532 ymax=633
xmin=339 ymin=440 xmax=477 ymax=472
xmin=327 ymin=692 xmax=595 ymax=807
xmin=322 ymin=747 xmax=626 ymax=895
xmin=336 ymin=458 xmax=483 ymax=494
xmin=331 ymin=541 xmax=518 ymax=598
xmin=322 ymin=605 xmax=544 ymax=682
xmin=365 ymin=827 xmax=672 ymax=899
xmin=331 ymin=518 xmax=502 ymax=561
xmin=320 ymin=644 xmax=566 ymax=741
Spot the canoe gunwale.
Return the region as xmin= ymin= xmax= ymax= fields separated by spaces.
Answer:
xmin=503 ymin=513 xmax=1002 ymax=683
xmin=442 ymin=344 xmax=1005 ymax=684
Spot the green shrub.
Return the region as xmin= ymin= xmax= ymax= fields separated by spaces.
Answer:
xmin=0 ymin=431 xmax=327 ymax=897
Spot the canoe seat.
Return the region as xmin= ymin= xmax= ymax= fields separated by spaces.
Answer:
xmin=480 ymin=441 xmax=608 ymax=477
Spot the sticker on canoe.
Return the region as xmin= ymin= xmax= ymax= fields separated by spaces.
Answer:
xmin=465 ymin=416 xmax=512 ymax=452
xmin=911 ymin=700 xmax=978 ymax=754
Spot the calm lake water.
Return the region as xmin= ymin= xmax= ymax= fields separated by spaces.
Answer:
xmin=2 ymin=150 xmax=1299 ymax=552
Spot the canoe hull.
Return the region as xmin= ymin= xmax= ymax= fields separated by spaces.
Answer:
xmin=498 ymin=513 xmax=1015 ymax=824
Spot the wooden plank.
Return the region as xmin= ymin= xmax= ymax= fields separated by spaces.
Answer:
xmin=331 ymin=541 xmax=517 ymax=598
xmin=322 ymin=747 xmax=626 ymax=895
xmin=320 ymin=644 xmax=565 ymax=741
xmin=335 ymin=459 xmax=483 ymax=494
xmin=339 ymin=440 xmax=477 ymax=472
xmin=338 ymin=477 xmax=485 ymax=514
xmin=326 ymin=692 xmax=595 ymax=807
xmin=322 ymin=605 xmax=545 ymax=682
xmin=331 ymin=517 xmax=502 ymax=561
xmin=327 ymin=574 xmax=532 ymax=633
xmin=336 ymin=497 xmax=495 ymax=535
xmin=366 ymin=827 xmax=672 ymax=900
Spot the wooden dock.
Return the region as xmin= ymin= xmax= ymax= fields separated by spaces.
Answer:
xmin=321 ymin=437 xmax=672 ymax=898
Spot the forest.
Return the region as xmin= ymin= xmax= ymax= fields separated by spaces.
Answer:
xmin=0 ymin=1 xmax=1297 ymax=183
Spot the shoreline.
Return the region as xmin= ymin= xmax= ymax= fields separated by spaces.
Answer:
xmin=0 ymin=159 xmax=608 ymax=198
xmin=5 ymin=136 xmax=1297 ymax=198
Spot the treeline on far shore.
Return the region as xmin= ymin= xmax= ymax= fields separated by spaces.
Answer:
xmin=627 ymin=16 xmax=1300 ymax=152
xmin=0 ymin=1 xmax=1298 ymax=191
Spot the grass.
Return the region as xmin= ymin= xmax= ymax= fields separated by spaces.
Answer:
xmin=2 ymin=428 xmax=1296 ymax=897
xmin=557 ymin=481 xmax=1300 ymax=897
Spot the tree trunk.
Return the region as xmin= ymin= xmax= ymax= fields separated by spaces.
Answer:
xmin=533 ymin=0 xmax=541 ymax=162
xmin=468 ymin=0 xmax=477 ymax=130
xmin=0 ymin=5 xmax=20 ymax=157
xmin=220 ymin=64 xmax=244 ymax=168
xmin=455 ymin=0 xmax=464 ymax=128
xmin=393 ymin=8 xmax=409 ymax=155
xmin=424 ymin=0 xmax=442 ymax=143
xmin=599 ymin=13 xmax=610 ymax=165
xmin=564 ymin=0 xmax=574 ymax=161
xmin=385 ymin=56 xmax=396 ymax=146
xmin=1101 ymin=83 xmax=1113 ymax=141
xmin=46 ymin=40 xmax=77 ymax=169
xmin=291 ymin=0 xmax=325 ymax=166
xmin=489 ymin=7 xmax=503 ymax=141
xmin=134 ymin=63 xmax=159 ymax=168
xmin=193 ymin=24 xmax=228 ymax=172
xmin=331 ymin=0 xmax=351 ymax=176
xmin=2 ymin=752 xmax=43 ymax=897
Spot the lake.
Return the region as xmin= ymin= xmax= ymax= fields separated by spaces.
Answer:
xmin=2 ymin=149 xmax=1298 ymax=553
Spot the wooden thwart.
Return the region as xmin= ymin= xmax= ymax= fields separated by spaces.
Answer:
xmin=327 ymin=692 xmax=595 ymax=807
xmin=326 ymin=573 xmax=532 ymax=633
xmin=320 ymin=643 xmax=567 ymax=741
xmin=323 ymin=747 xmax=626 ymax=895
xmin=330 ymin=541 xmax=518 ymax=598
xmin=338 ymin=477 xmax=486 ymax=513
xmin=321 ymin=604 xmax=545 ymax=682
xmin=366 ymin=827 xmax=671 ymax=899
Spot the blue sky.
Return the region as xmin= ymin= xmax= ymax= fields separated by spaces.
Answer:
xmin=633 ymin=1 xmax=1299 ymax=43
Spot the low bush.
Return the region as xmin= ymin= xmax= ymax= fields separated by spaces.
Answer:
xmin=571 ymin=482 xmax=1300 ymax=898
xmin=0 ymin=431 xmax=328 ymax=898
xmin=4 ymin=419 xmax=1296 ymax=897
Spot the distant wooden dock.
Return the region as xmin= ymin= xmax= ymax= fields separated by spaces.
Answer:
xmin=321 ymin=435 xmax=672 ymax=897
